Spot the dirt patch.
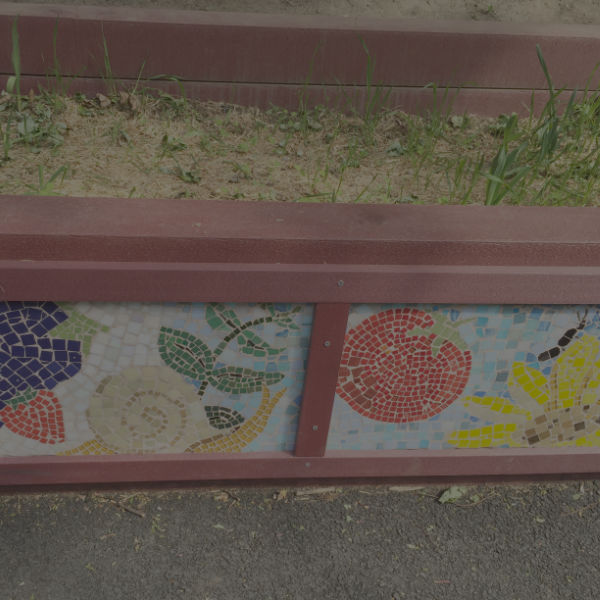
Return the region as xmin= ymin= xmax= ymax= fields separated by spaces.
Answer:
xmin=2 ymin=86 xmax=600 ymax=206
xmin=6 ymin=0 xmax=600 ymax=25
xmin=0 ymin=91 xmax=502 ymax=204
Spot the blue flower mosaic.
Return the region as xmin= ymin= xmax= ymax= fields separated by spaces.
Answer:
xmin=0 ymin=302 xmax=82 ymax=407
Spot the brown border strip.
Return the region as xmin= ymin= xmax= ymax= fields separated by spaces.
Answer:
xmin=4 ymin=197 xmax=600 ymax=303
xmin=1 ymin=4 xmax=600 ymax=87
xmin=2 ymin=448 xmax=600 ymax=487
xmin=1 ymin=4 xmax=600 ymax=114
xmin=4 ymin=197 xmax=600 ymax=266
xmin=295 ymin=303 xmax=350 ymax=457
xmin=5 ymin=261 xmax=600 ymax=303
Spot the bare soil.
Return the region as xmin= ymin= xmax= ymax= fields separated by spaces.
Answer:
xmin=0 ymin=92 xmax=506 ymax=204
xmin=6 ymin=0 xmax=600 ymax=25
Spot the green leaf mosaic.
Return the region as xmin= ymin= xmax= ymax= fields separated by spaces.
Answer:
xmin=206 ymin=303 xmax=242 ymax=332
xmin=158 ymin=327 xmax=215 ymax=379
xmin=53 ymin=304 xmax=109 ymax=356
xmin=3 ymin=387 xmax=36 ymax=410
xmin=205 ymin=406 xmax=245 ymax=430
xmin=208 ymin=366 xmax=285 ymax=394
xmin=236 ymin=329 xmax=287 ymax=358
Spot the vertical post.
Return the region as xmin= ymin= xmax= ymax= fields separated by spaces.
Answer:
xmin=294 ymin=302 xmax=350 ymax=457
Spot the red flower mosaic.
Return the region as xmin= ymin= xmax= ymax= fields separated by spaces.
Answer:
xmin=337 ymin=308 xmax=472 ymax=423
xmin=0 ymin=390 xmax=65 ymax=444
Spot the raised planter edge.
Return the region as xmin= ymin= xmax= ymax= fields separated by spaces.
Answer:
xmin=2 ymin=196 xmax=600 ymax=487
xmin=2 ymin=3 xmax=600 ymax=115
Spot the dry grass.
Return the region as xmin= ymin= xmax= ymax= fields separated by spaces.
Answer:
xmin=0 ymin=90 xmax=507 ymax=204
xmin=1 ymin=72 xmax=600 ymax=207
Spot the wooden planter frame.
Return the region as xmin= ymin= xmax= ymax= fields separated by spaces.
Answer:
xmin=2 ymin=197 xmax=600 ymax=487
xmin=2 ymin=3 xmax=600 ymax=115
xmin=2 ymin=5 xmax=600 ymax=487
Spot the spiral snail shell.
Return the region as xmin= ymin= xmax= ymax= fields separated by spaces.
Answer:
xmin=87 ymin=366 xmax=216 ymax=453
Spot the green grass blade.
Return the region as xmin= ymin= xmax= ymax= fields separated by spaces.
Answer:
xmin=10 ymin=17 xmax=21 ymax=111
xmin=536 ymin=44 xmax=554 ymax=106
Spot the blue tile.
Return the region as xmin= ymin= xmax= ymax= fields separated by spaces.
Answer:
xmin=19 ymin=333 xmax=35 ymax=346
xmin=3 ymin=333 xmax=18 ymax=346
xmin=6 ymin=358 xmax=21 ymax=370
xmin=64 ymin=363 xmax=80 ymax=376
xmin=12 ymin=322 xmax=27 ymax=335
xmin=44 ymin=377 xmax=58 ymax=388
xmin=8 ymin=374 xmax=23 ymax=386
xmin=30 ymin=324 xmax=46 ymax=337
xmin=11 ymin=347 xmax=25 ymax=358
xmin=25 ymin=347 xmax=39 ymax=358
xmin=40 ymin=316 xmax=58 ymax=332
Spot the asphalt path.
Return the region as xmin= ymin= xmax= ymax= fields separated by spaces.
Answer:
xmin=1 ymin=482 xmax=599 ymax=599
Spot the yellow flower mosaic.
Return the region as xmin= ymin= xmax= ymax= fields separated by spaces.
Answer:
xmin=448 ymin=334 xmax=600 ymax=448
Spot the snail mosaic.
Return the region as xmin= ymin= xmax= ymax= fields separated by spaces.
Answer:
xmin=328 ymin=304 xmax=600 ymax=451
xmin=0 ymin=302 xmax=312 ymax=456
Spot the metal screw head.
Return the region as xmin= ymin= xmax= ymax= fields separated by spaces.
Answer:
xmin=323 ymin=340 xmax=331 ymax=348
xmin=305 ymin=462 xmax=311 ymax=468
xmin=312 ymin=425 xmax=319 ymax=431
xmin=337 ymin=280 xmax=344 ymax=287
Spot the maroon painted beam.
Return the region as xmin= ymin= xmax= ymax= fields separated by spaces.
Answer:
xmin=295 ymin=303 xmax=350 ymax=457
xmin=1 ymin=4 xmax=600 ymax=90
xmin=4 ymin=196 xmax=600 ymax=267
xmin=4 ymin=196 xmax=600 ymax=303
xmin=4 ymin=261 xmax=600 ymax=304
xmin=0 ymin=4 xmax=599 ymax=117
xmin=2 ymin=448 xmax=600 ymax=487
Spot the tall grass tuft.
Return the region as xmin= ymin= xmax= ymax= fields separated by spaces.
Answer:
xmin=7 ymin=18 xmax=22 ymax=112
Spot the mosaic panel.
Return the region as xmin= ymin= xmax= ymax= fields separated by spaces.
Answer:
xmin=328 ymin=304 xmax=600 ymax=451
xmin=0 ymin=302 xmax=312 ymax=456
